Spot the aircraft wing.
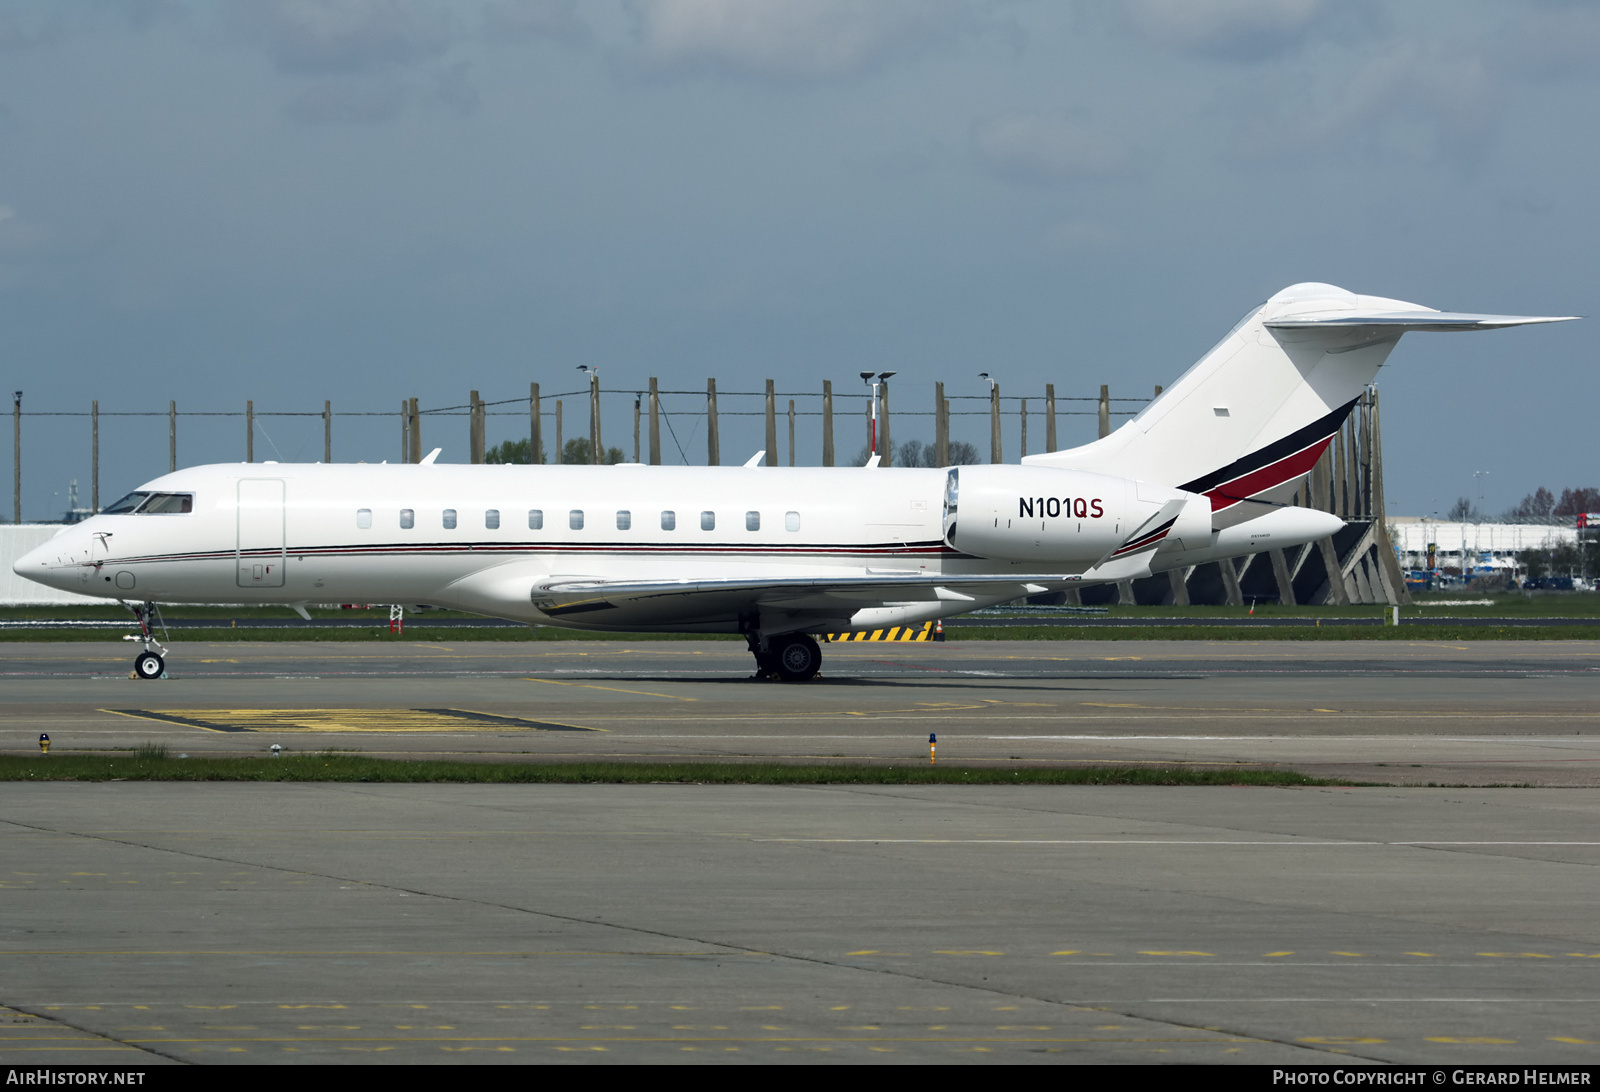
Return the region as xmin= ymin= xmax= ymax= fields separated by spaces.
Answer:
xmin=1265 ymin=310 xmax=1578 ymax=332
xmin=531 ymin=572 xmax=1074 ymax=622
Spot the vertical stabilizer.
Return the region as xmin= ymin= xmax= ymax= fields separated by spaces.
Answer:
xmin=1022 ymin=283 xmax=1575 ymax=527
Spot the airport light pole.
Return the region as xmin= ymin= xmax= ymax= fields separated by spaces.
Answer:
xmin=578 ymin=366 xmax=600 ymax=464
xmin=860 ymin=372 xmax=894 ymax=460
xmin=979 ymin=373 xmax=1000 ymax=464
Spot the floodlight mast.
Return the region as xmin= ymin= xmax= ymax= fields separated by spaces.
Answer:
xmin=860 ymin=371 xmax=896 ymax=458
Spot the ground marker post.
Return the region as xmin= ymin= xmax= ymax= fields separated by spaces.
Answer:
xmin=38 ymin=733 xmax=49 ymax=755
xmin=929 ymin=733 xmax=936 ymax=765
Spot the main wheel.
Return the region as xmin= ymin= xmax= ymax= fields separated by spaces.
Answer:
xmin=134 ymin=652 xmax=164 ymax=680
xmin=772 ymin=634 xmax=822 ymax=682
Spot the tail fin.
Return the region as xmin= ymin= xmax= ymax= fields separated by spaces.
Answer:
xmin=1023 ymin=283 xmax=1575 ymax=525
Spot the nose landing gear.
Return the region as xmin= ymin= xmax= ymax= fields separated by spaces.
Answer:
xmin=122 ymin=600 xmax=170 ymax=680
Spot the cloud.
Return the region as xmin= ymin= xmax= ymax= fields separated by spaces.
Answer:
xmin=1118 ymin=0 xmax=1350 ymax=62
xmin=627 ymin=0 xmax=977 ymax=81
xmin=1230 ymin=41 xmax=1496 ymax=162
xmin=1502 ymin=3 xmax=1600 ymax=81
xmin=971 ymin=114 xmax=1127 ymax=186
xmin=228 ymin=0 xmax=452 ymax=75
xmin=481 ymin=0 xmax=588 ymax=44
xmin=282 ymin=77 xmax=410 ymax=124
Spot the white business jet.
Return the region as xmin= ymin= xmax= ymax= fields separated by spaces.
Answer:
xmin=14 ymin=283 xmax=1574 ymax=681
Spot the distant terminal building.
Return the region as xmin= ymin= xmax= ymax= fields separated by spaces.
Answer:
xmin=1387 ymin=517 xmax=1579 ymax=577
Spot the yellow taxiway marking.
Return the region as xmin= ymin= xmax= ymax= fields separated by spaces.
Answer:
xmin=103 ymin=708 xmax=600 ymax=733
xmin=522 ymin=678 xmax=697 ymax=701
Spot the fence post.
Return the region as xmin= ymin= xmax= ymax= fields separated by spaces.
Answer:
xmin=469 ymin=390 xmax=484 ymax=464
xmin=1097 ymin=384 xmax=1109 ymax=439
xmin=246 ymin=399 xmax=254 ymax=463
xmin=935 ymin=382 xmax=948 ymax=467
xmin=821 ymin=380 xmax=834 ymax=467
xmin=91 ymin=399 xmax=99 ymax=512
xmin=324 ymin=400 xmax=332 ymax=463
xmin=880 ymin=378 xmax=892 ymax=466
xmin=648 ymin=378 xmax=660 ymax=465
xmin=530 ymin=382 xmax=542 ymax=464
xmin=1335 ymin=422 xmax=1349 ymax=518
xmin=11 ymin=391 xmax=19 ymax=524
xmin=706 ymin=379 xmax=719 ymax=466
xmin=989 ymin=382 xmax=1001 ymax=464
xmin=169 ymin=400 xmax=177 ymax=472
xmin=589 ymin=373 xmax=601 ymax=464
xmin=1360 ymin=390 xmax=1373 ymax=519
xmin=1045 ymin=383 xmax=1056 ymax=453
xmin=764 ymin=379 xmax=776 ymax=467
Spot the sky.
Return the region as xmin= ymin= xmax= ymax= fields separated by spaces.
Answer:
xmin=0 ymin=0 xmax=1596 ymax=519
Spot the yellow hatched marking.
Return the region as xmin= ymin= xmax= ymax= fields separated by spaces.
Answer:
xmin=827 ymin=622 xmax=933 ymax=642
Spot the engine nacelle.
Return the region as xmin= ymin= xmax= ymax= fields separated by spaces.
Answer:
xmin=943 ymin=465 xmax=1210 ymax=564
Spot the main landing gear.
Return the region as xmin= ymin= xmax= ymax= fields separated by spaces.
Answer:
xmin=747 ymin=632 xmax=823 ymax=682
xmin=123 ymin=600 xmax=170 ymax=680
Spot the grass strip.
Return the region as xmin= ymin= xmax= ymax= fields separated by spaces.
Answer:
xmin=946 ymin=625 xmax=1600 ymax=641
xmin=0 ymin=754 xmax=1346 ymax=786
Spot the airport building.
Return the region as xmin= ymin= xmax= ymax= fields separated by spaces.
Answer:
xmin=1387 ymin=518 xmax=1578 ymax=573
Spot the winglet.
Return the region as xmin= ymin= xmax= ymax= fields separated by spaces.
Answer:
xmin=743 ymin=450 xmax=766 ymax=467
xmin=420 ymin=448 xmax=442 ymax=465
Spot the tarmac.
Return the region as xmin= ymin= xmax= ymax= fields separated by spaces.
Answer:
xmin=1 ymin=639 xmax=1597 ymax=1065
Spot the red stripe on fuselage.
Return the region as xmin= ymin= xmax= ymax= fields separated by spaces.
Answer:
xmin=1203 ymin=437 xmax=1333 ymax=512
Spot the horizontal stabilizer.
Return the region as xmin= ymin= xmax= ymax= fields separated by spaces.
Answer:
xmin=1265 ymin=311 xmax=1578 ymax=332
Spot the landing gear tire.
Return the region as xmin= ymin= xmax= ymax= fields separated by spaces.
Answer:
xmin=772 ymin=634 xmax=822 ymax=682
xmin=134 ymin=652 xmax=164 ymax=680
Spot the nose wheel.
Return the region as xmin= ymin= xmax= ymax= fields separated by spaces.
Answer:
xmin=122 ymin=600 xmax=171 ymax=680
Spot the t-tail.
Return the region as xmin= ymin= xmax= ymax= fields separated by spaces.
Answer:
xmin=1023 ymin=282 xmax=1577 ymax=530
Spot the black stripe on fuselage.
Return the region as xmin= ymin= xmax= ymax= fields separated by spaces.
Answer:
xmin=1177 ymin=396 xmax=1360 ymax=496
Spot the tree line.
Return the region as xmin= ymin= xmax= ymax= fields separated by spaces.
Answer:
xmin=1446 ymin=486 xmax=1600 ymax=523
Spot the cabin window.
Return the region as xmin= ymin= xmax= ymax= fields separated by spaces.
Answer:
xmin=700 ymin=510 xmax=715 ymax=531
xmin=139 ymin=493 xmax=194 ymax=514
xmin=485 ymin=509 xmax=500 ymax=530
xmin=661 ymin=510 xmax=676 ymax=531
xmin=442 ymin=509 xmax=457 ymax=529
xmin=528 ymin=509 xmax=543 ymax=530
xmin=569 ymin=509 xmax=584 ymax=530
xmin=356 ymin=509 xmax=372 ymax=529
xmin=745 ymin=511 xmax=760 ymax=531
xmin=400 ymin=508 xmax=414 ymax=529
xmin=103 ymin=491 xmax=149 ymax=514
xmin=785 ymin=511 xmax=800 ymax=532
xmin=616 ymin=510 xmax=631 ymax=530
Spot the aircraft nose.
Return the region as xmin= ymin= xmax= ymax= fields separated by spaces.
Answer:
xmin=12 ymin=532 xmax=81 ymax=589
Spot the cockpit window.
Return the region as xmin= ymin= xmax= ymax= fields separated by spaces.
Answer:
xmin=103 ymin=492 xmax=149 ymax=514
xmin=139 ymin=493 xmax=194 ymax=514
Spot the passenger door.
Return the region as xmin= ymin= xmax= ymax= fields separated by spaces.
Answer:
xmin=237 ymin=479 xmax=286 ymax=587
